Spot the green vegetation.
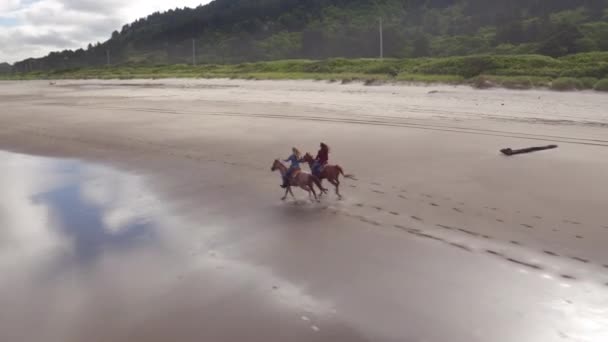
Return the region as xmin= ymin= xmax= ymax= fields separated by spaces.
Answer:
xmin=594 ymin=78 xmax=608 ymax=91
xmin=4 ymin=52 xmax=608 ymax=92
xmin=7 ymin=0 xmax=608 ymax=73
xmin=550 ymin=77 xmax=584 ymax=91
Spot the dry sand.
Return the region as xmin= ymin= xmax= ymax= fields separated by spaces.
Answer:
xmin=0 ymin=79 xmax=607 ymax=342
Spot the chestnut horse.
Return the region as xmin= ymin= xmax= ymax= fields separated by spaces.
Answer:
xmin=271 ymin=159 xmax=327 ymax=201
xmin=302 ymin=153 xmax=356 ymax=199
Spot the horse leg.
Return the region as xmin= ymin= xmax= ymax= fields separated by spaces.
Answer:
xmin=335 ymin=176 xmax=342 ymax=199
xmin=310 ymin=186 xmax=318 ymax=202
xmin=288 ymin=187 xmax=296 ymax=199
xmin=304 ymin=185 xmax=317 ymax=202
xmin=329 ymin=178 xmax=342 ymax=199
xmin=302 ymin=185 xmax=312 ymax=201
xmin=281 ymin=187 xmax=289 ymax=201
xmin=317 ymin=179 xmax=324 ymax=198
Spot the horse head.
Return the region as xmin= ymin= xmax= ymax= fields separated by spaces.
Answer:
xmin=303 ymin=153 xmax=314 ymax=163
xmin=271 ymin=159 xmax=280 ymax=171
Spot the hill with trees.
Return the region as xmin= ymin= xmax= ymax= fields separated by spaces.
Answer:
xmin=0 ymin=63 xmax=12 ymax=73
xmin=11 ymin=0 xmax=608 ymax=73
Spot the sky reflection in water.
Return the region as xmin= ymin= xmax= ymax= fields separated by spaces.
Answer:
xmin=0 ymin=151 xmax=331 ymax=342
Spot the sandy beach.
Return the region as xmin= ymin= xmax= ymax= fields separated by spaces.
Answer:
xmin=1 ymin=79 xmax=607 ymax=342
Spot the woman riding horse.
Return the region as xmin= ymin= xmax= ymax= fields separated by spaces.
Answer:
xmin=312 ymin=143 xmax=329 ymax=177
xmin=302 ymin=144 xmax=355 ymax=199
xmin=281 ymin=147 xmax=302 ymax=188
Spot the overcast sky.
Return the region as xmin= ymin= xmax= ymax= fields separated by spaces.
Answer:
xmin=0 ymin=0 xmax=211 ymax=63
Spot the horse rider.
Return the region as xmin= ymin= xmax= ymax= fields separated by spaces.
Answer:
xmin=312 ymin=142 xmax=329 ymax=177
xmin=281 ymin=147 xmax=302 ymax=188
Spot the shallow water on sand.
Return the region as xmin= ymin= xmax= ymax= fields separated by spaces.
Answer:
xmin=1 ymin=150 xmax=607 ymax=342
xmin=0 ymin=151 xmax=338 ymax=342
xmin=0 ymin=151 xmax=186 ymax=341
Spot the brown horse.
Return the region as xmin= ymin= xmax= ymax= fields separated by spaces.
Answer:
xmin=302 ymin=153 xmax=356 ymax=199
xmin=271 ymin=160 xmax=327 ymax=201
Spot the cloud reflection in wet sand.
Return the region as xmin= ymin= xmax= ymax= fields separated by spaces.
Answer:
xmin=0 ymin=151 xmax=332 ymax=342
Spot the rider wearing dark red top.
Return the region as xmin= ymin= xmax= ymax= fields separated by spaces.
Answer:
xmin=312 ymin=143 xmax=329 ymax=176
xmin=315 ymin=143 xmax=329 ymax=165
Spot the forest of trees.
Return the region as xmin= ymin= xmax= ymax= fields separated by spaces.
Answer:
xmin=10 ymin=0 xmax=608 ymax=72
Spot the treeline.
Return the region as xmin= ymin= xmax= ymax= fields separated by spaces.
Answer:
xmin=10 ymin=0 xmax=608 ymax=72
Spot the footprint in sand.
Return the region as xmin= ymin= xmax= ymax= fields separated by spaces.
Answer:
xmin=496 ymin=219 xmax=504 ymax=223
xmin=373 ymin=206 xmax=383 ymax=211
xmin=506 ymin=258 xmax=543 ymax=270
xmin=457 ymin=228 xmax=479 ymax=237
xmin=533 ymin=216 xmax=542 ymax=220
xmin=570 ymin=256 xmax=589 ymax=264
xmin=389 ymin=211 xmax=399 ymax=216
xmin=560 ymin=274 xmax=576 ymax=280
xmin=485 ymin=249 xmax=503 ymax=256
xmin=429 ymin=203 xmax=439 ymax=207
xmin=544 ymin=250 xmax=560 ymax=256
xmin=436 ymin=224 xmax=454 ymax=231
xmin=355 ymin=203 xmax=364 ymax=207
xmin=452 ymin=208 xmax=463 ymax=213
xmin=398 ymin=195 xmax=408 ymax=200
xmin=521 ymin=224 xmax=534 ymax=229
xmin=575 ymin=235 xmax=584 ymax=239
xmin=510 ymin=240 xmax=522 ymax=245
xmin=449 ymin=242 xmax=473 ymax=252
xmin=411 ymin=216 xmax=423 ymax=221
xmin=372 ymin=190 xmax=385 ymax=194
xmin=371 ymin=182 xmax=382 ymax=186
xmin=410 ymin=231 xmax=444 ymax=242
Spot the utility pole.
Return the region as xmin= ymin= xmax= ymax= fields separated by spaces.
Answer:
xmin=379 ymin=17 xmax=384 ymax=59
xmin=106 ymin=49 xmax=110 ymax=66
xmin=192 ymin=39 xmax=196 ymax=66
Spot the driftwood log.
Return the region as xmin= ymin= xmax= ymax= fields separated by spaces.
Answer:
xmin=501 ymin=145 xmax=558 ymax=156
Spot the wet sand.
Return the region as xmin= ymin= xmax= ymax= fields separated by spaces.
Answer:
xmin=1 ymin=79 xmax=607 ymax=342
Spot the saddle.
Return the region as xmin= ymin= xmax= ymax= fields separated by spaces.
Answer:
xmin=290 ymin=169 xmax=301 ymax=179
xmin=312 ymin=163 xmax=325 ymax=177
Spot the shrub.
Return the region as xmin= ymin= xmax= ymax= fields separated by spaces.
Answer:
xmin=550 ymin=77 xmax=583 ymax=91
xmin=577 ymin=77 xmax=598 ymax=89
xmin=594 ymin=79 xmax=608 ymax=91
xmin=500 ymin=77 xmax=533 ymax=90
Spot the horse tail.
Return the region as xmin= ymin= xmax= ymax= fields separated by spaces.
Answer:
xmin=312 ymin=175 xmax=328 ymax=193
xmin=336 ymin=165 xmax=357 ymax=180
